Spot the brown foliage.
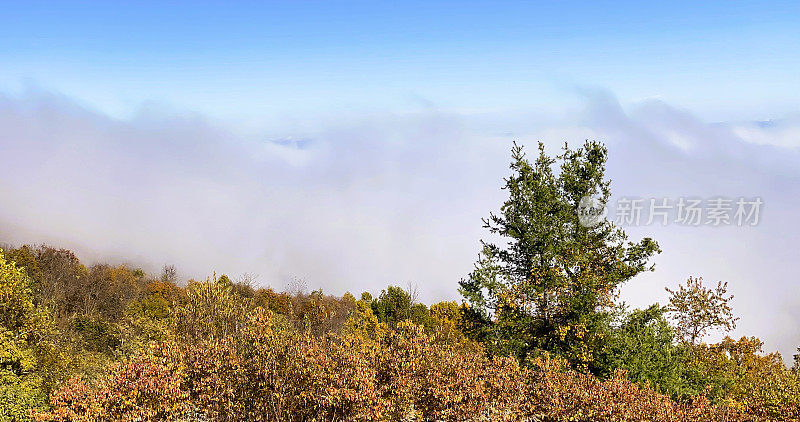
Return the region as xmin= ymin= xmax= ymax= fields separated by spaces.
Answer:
xmin=35 ymin=282 xmax=782 ymax=421
xmin=666 ymin=276 xmax=738 ymax=345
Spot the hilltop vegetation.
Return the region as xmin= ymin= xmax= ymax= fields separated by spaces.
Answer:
xmin=3 ymin=142 xmax=800 ymax=421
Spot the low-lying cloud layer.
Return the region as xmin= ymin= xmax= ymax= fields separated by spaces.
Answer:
xmin=1 ymin=89 xmax=798 ymax=360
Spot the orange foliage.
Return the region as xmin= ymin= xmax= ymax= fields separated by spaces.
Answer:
xmin=32 ymin=345 xmax=188 ymax=422
xmin=34 ymin=299 xmax=779 ymax=421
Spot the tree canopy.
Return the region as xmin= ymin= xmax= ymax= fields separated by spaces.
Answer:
xmin=459 ymin=141 xmax=660 ymax=371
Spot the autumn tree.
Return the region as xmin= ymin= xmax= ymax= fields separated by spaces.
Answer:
xmin=684 ymin=336 xmax=800 ymax=418
xmin=459 ymin=141 xmax=660 ymax=371
xmin=666 ymin=276 xmax=738 ymax=345
xmin=0 ymin=251 xmax=67 ymax=420
xmin=5 ymin=245 xmax=39 ymax=278
xmin=22 ymin=246 xmax=87 ymax=319
xmin=429 ymin=301 xmax=465 ymax=341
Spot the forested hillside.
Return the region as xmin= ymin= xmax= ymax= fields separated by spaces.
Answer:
xmin=3 ymin=142 xmax=799 ymax=421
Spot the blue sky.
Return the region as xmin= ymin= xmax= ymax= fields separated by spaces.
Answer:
xmin=2 ymin=1 xmax=799 ymax=121
xmin=3 ymin=1 xmax=800 ymax=357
